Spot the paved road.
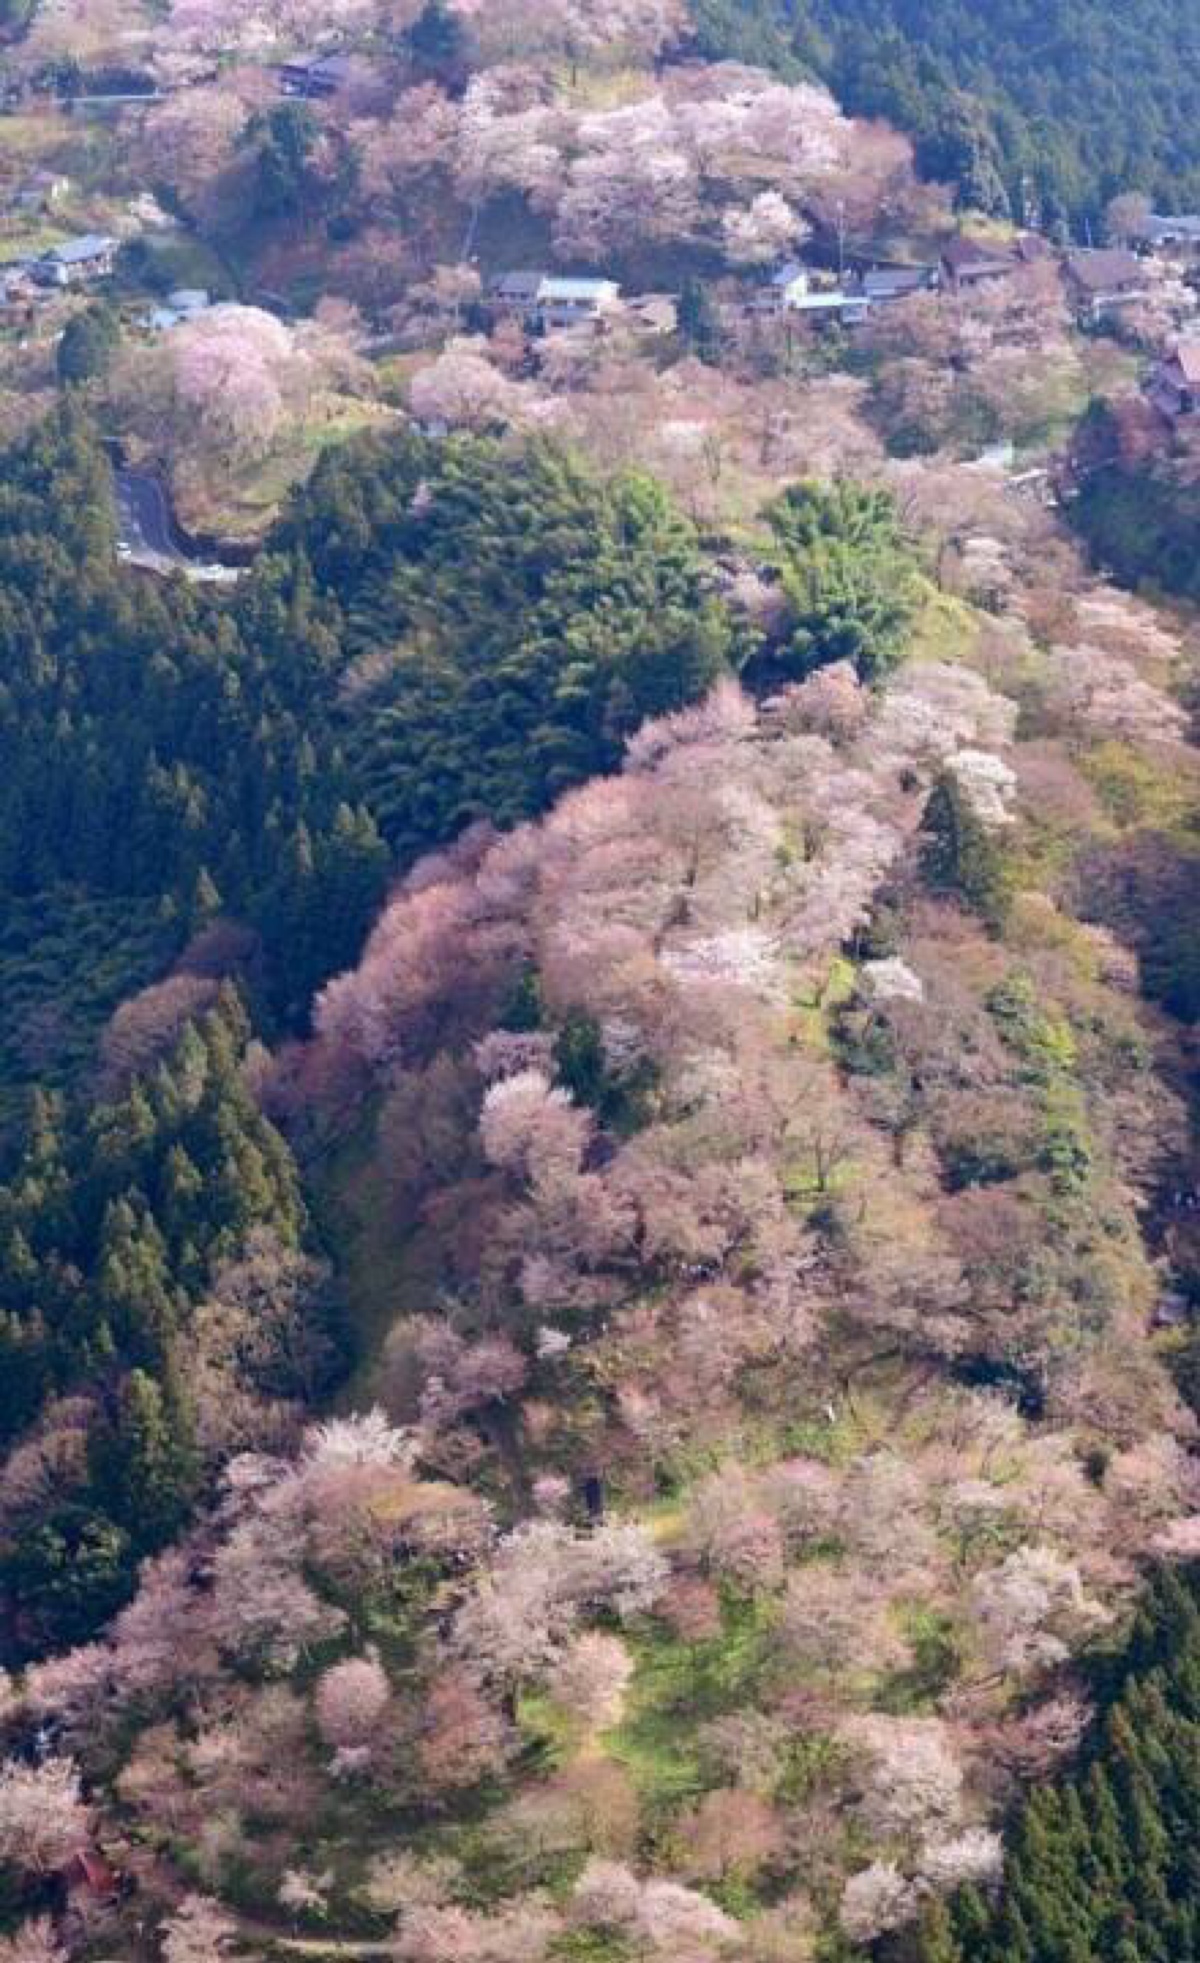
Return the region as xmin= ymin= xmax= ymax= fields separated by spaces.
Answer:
xmin=113 ymin=467 xmax=241 ymax=584
xmin=115 ymin=467 xmax=191 ymax=563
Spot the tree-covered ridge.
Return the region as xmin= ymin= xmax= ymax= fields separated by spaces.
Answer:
xmin=8 ymin=629 xmax=1193 ymax=1954
xmin=688 ymin=0 xmax=1200 ymax=227
xmin=0 ymin=412 xmax=726 ymax=1082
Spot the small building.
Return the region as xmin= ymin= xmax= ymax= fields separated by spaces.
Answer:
xmin=1064 ymin=248 xmax=1146 ymax=319
xmin=144 ymin=287 xmax=212 ymax=331
xmin=1143 ymin=213 xmax=1200 ymax=253
xmin=278 ymin=51 xmax=360 ymax=98
xmin=1150 ymin=340 xmax=1200 ymax=418
xmin=781 ymin=288 xmax=872 ymax=327
xmin=488 ymin=270 xmax=620 ymax=332
xmin=538 ymin=275 xmax=620 ymax=330
xmin=14 ymin=169 xmax=71 ymax=212
xmin=489 ymin=270 xmax=547 ymax=318
xmin=167 ymin=287 xmax=210 ymax=316
xmin=749 ymin=259 xmax=812 ymax=315
xmin=32 ymin=234 xmax=118 ymax=288
xmin=624 ymin=293 xmax=678 ymax=337
xmin=939 ymin=236 xmax=1016 ymax=291
xmin=859 ymin=264 xmax=937 ymax=305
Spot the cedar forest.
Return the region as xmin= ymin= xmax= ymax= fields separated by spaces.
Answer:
xmin=0 ymin=3 xmax=1198 ymax=1963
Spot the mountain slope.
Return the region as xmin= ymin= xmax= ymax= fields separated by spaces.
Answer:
xmin=689 ymin=0 xmax=1200 ymax=225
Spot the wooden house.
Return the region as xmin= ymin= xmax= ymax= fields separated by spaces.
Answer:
xmin=1064 ymin=248 xmax=1146 ymax=319
xmin=1149 ymin=340 xmax=1200 ymax=418
xmin=939 ymin=236 xmax=1016 ymax=291
xmin=31 ymin=234 xmax=118 ymax=288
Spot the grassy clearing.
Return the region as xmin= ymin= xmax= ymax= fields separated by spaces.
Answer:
xmin=605 ymin=1599 xmax=775 ymax=1816
xmin=174 ymin=398 xmax=398 ymax=542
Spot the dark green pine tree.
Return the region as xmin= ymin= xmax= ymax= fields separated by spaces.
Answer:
xmin=920 ymin=770 xmax=1013 ymax=931
xmin=679 ymin=276 xmax=723 ymax=363
xmin=90 ymin=1365 xmax=198 ymax=1554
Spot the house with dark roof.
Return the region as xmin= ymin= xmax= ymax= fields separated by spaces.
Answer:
xmin=490 ymin=270 xmax=548 ymax=315
xmin=939 ymin=236 xmax=1016 ymax=291
xmin=1064 ymin=248 xmax=1146 ymax=319
xmin=278 ymin=51 xmax=360 ymax=98
xmin=31 ymin=233 xmax=118 ymax=287
xmin=1150 ymin=340 xmax=1200 ymax=417
xmin=488 ymin=270 xmax=620 ymax=331
xmin=859 ymin=264 xmax=937 ymax=304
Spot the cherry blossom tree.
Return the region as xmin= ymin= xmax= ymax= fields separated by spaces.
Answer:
xmin=839 ymin=1862 xmax=918 ymax=1943
xmin=919 ymin=1828 xmax=1004 ymax=1892
xmin=99 ymin=975 xmax=221 ymax=1096
xmin=410 ymin=342 xmax=532 ymax=433
xmin=546 ymin=1632 xmax=633 ymax=1731
xmin=0 ymin=1758 xmax=89 ymax=1876
xmin=843 ymin=1715 xmax=964 ymax=1842
xmin=479 ymin=1070 xmax=590 ymax=1182
xmin=454 ymin=0 xmax=685 ymax=70
xmin=171 ymin=305 xmax=311 ymax=464
xmin=571 ymin=1859 xmax=738 ymax=1950
xmin=682 ymin=1788 xmax=784 ymax=1882
xmin=142 ymin=85 xmax=252 ymax=225
xmin=0 ymin=1922 xmax=65 ymax=1963
xmin=314 ymin=1653 xmax=391 ymax=1753
xmin=159 ymin=1894 xmax=238 ymax=1963
xmin=971 ymin=1546 xmax=1111 ymax=1676
xmin=722 ymin=191 xmax=808 ymax=268
xmin=417 ymin=1667 xmax=510 ymax=1792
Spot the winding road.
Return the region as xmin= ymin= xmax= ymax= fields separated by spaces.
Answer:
xmin=113 ymin=466 xmax=242 ymax=584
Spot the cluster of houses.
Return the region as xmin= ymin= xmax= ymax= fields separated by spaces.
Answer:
xmin=749 ymin=235 xmax=1151 ymax=328
xmin=482 ymin=232 xmax=1163 ymax=346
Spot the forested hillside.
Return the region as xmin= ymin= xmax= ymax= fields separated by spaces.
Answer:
xmin=689 ymin=0 xmax=1200 ymax=226
xmin=2 ymin=1 xmax=1200 ymax=1959
xmin=0 ymin=412 xmax=723 ymax=1084
xmin=0 ymin=408 xmax=724 ymax=1663
xmin=913 ymin=1565 xmax=1200 ymax=1963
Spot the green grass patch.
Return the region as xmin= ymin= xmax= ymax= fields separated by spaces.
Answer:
xmin=909 ymin=585 xmax=980 ymax=667
xmin=605 ymin=1598 xmax=775 ymax=1815
xmin=1080 ymin=739 xmax=1198 ymax=839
